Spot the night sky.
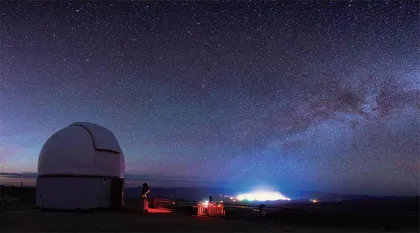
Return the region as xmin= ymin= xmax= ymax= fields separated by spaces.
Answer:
xmin=1 ymin=1 xmax=419 ymax=195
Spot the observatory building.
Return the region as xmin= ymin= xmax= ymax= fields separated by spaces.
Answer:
xmin=36 ymin=122 xmax=125 ymax=210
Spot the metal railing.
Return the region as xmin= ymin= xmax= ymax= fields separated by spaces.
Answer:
xmin=196 ymin=202 xmax=226 ymax=217
xmin=152 ymin=197 xmax=420 ymax=218
xmin=153 ymin=198 xmax=274 ymax=218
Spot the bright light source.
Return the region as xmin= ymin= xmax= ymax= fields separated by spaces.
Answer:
xmin=236 ymin=191 xmax=290 ymax=201
xmin=311 ymin=199 xmax=318 ymax=203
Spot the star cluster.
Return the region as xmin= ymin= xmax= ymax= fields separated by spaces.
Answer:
xmin=0 ymin=1 xmax=419 ymax=195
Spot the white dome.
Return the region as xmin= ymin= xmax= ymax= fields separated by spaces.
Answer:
xmin=38 ymin=122 xmax=125 ymax=178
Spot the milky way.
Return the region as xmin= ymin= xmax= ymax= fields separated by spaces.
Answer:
xmin=0 ymin=1 xmax=419 ymax=195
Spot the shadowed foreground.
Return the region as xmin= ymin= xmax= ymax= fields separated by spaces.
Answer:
xmin=1 ymin=206 xmax=417 ymax=233
xmin=1 ymin=187 xmax=418 ymax=232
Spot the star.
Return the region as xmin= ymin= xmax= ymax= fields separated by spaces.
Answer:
xmin=0 ymin=1 xmax=418 ymax=195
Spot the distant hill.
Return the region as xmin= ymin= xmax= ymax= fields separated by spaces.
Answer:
xmin=125 ymin=187 xmax=238 ymax=201
xmin=125 ymin=186 xmax=419 ymax=203
xmin=2 ymin=185 xmax=418 ymax=203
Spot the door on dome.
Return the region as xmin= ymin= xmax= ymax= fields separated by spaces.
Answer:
xmin=109 ymin=178 xmax=124 ymax=209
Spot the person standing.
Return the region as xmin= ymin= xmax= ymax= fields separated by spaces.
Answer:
xmin=141 ymin=183 xmax=150 ymax=212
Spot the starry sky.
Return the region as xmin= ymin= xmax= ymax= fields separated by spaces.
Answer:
xmin=0 ymin=1 xmax=419 ymax=195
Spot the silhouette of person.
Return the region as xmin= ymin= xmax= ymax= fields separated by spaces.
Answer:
xmin=141 ymin=183 xmax=150 ymax=199
xmin=209 ymin=196 xmax=213 ymax=203
xmin=141 ymin=183 xmax=150 ymax=212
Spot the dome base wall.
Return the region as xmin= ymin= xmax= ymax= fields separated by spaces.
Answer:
xmin=36 ymin=175 xmax=124 ymax=210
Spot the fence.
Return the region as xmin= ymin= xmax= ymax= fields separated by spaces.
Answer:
xmin=196 ymin=202 xmax=226 ymax=217
xmin=154 ymin=198 xmax=270 ymax=218
xmin=0 ymin=187 xmax=21 ymax=231
xmin=152 ymin=197 xmax=419 ymax=219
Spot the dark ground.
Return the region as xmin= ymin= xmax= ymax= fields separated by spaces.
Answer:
xmin=1 ymin=203 xmax=417 ymax=233
xmin=1 ymin=186 xmax=419 ymax=232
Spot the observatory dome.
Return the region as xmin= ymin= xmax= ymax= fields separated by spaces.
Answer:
xmin=38 ymin=122 xmax=125 ymax=178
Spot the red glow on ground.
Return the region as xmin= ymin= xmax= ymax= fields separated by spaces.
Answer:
xmin=147 ymin=208 xmax=172 ymax=214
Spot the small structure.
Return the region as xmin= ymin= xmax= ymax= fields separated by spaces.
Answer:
xmin=197 ymin=201 xmax=225 ymax=217
xmin=36 ymin=122 xmax=125 ymax=210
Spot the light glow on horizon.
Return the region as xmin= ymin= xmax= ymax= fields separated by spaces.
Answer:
xmin=236 ymin=191 xmax=291 ymax=201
